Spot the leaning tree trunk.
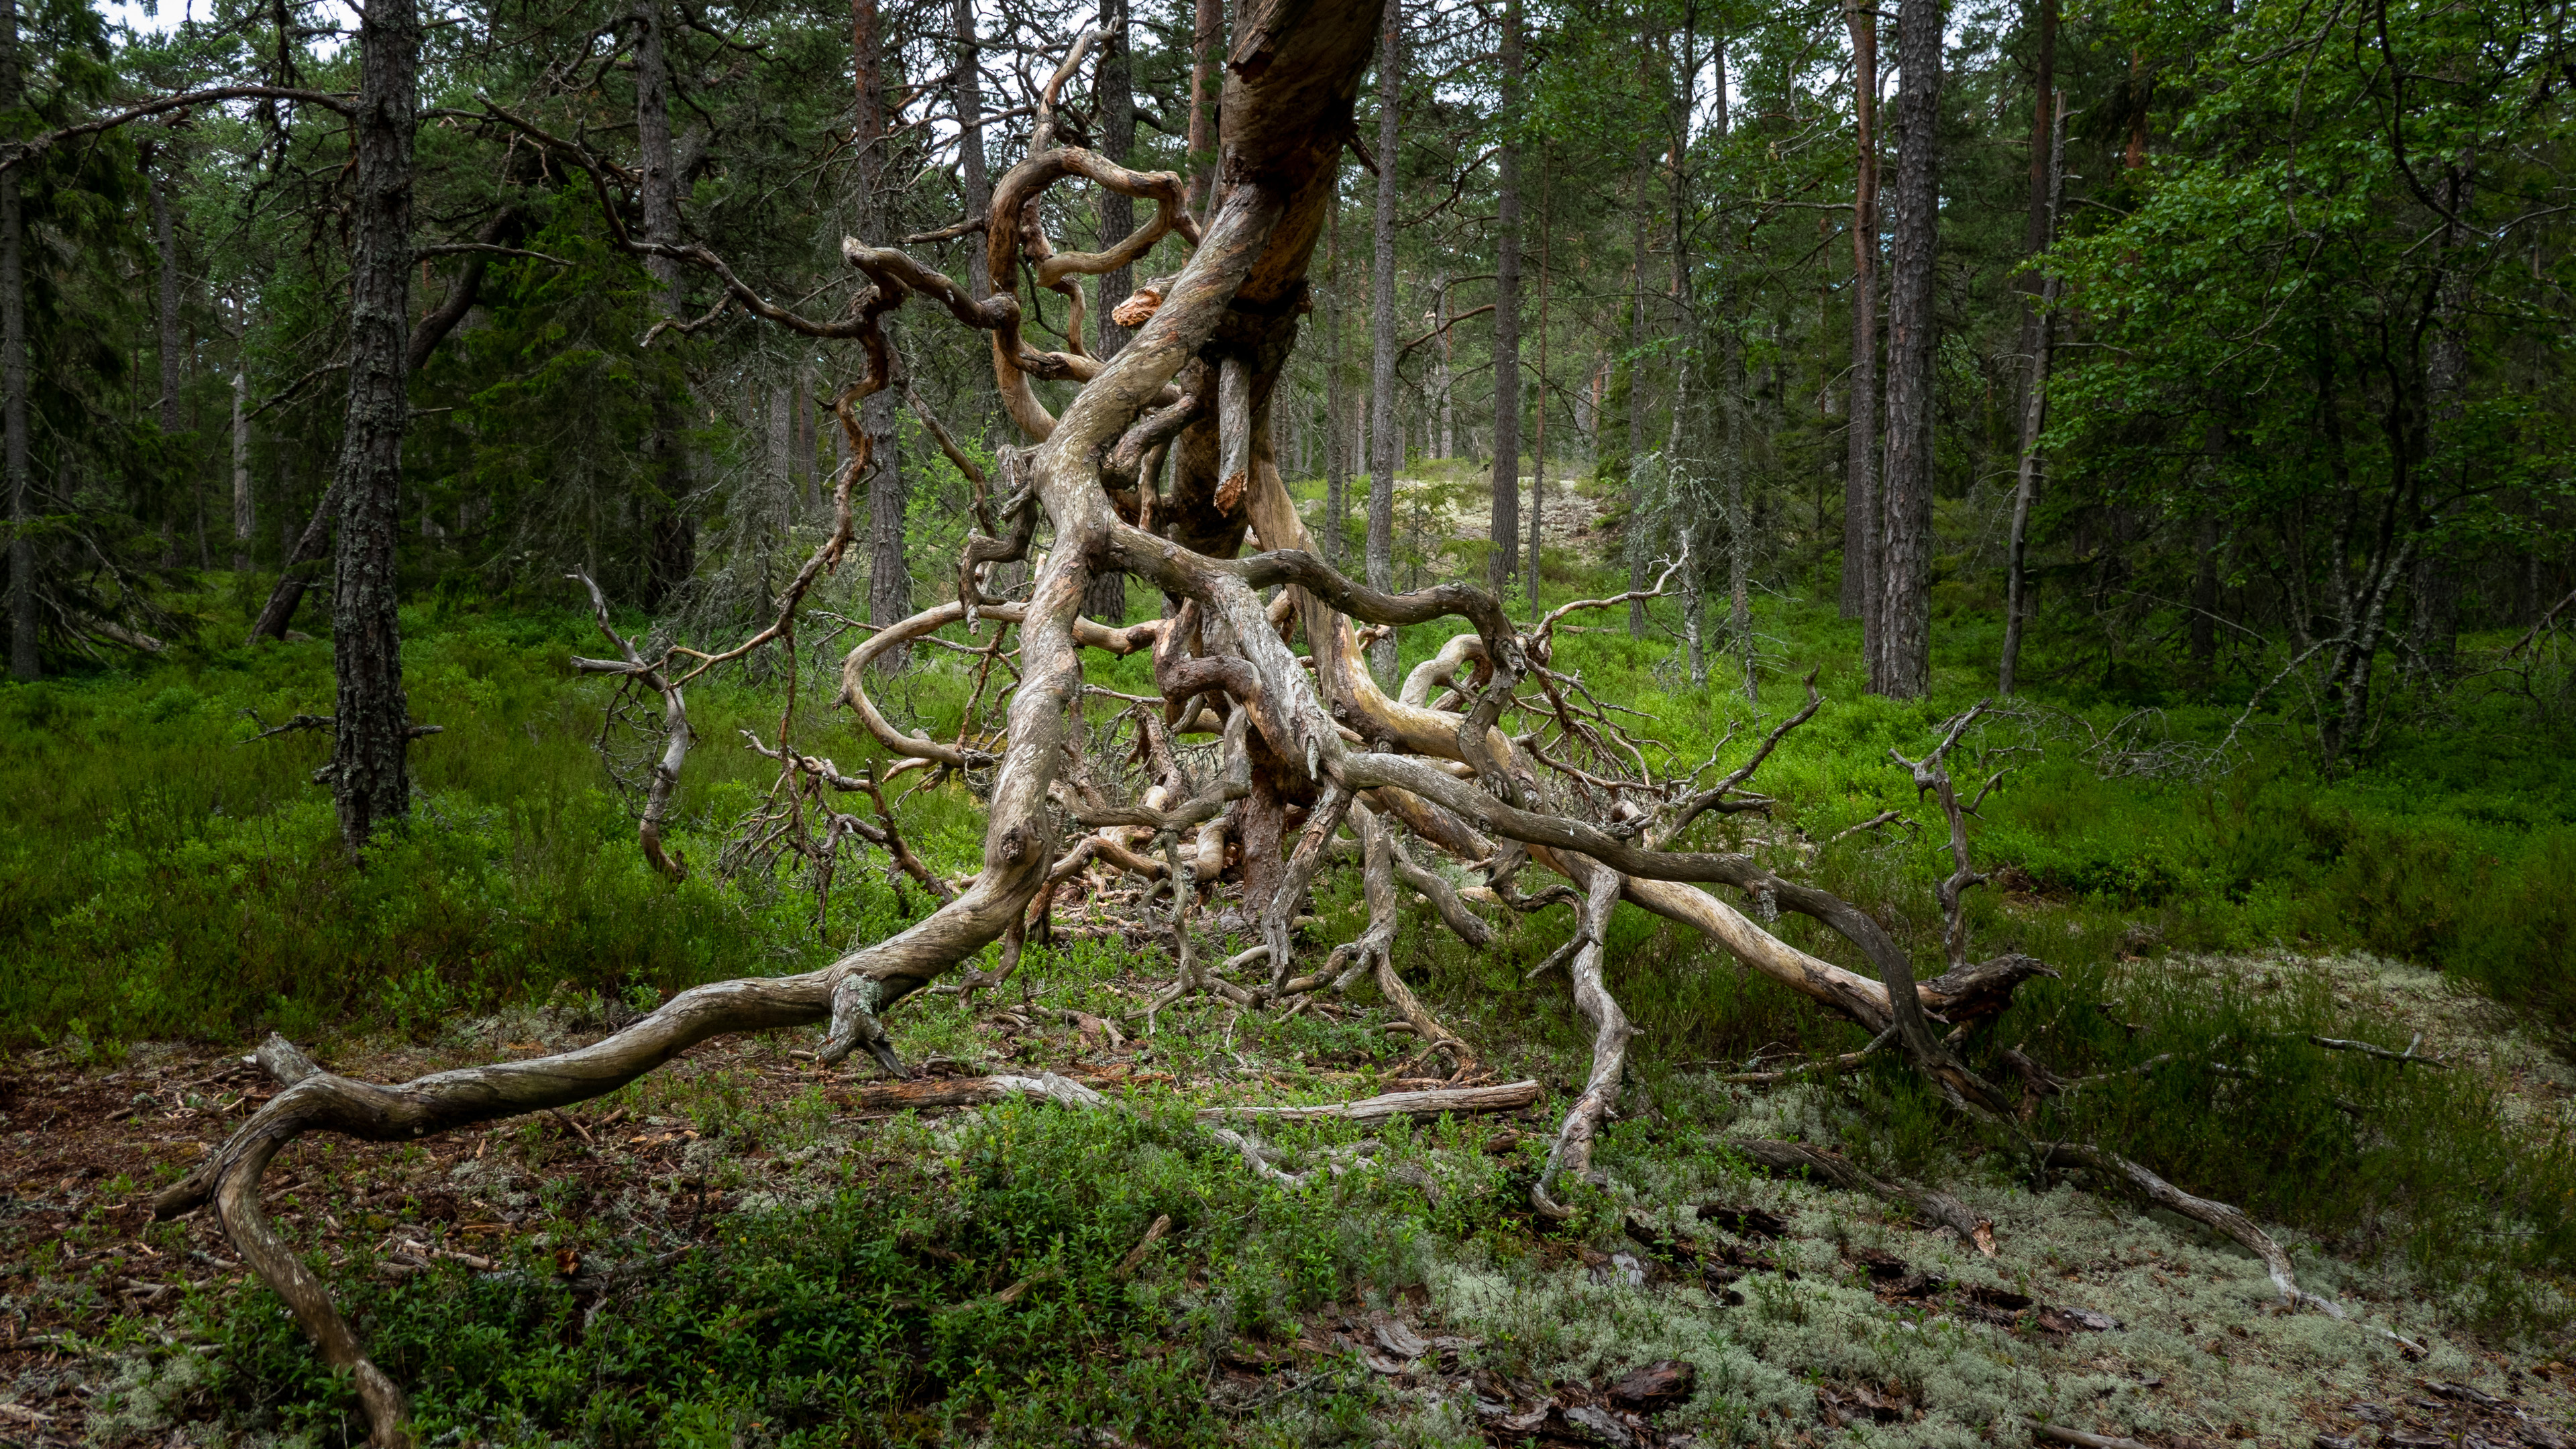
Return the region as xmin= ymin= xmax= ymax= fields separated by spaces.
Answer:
xmin=1875 ymin=0 xmax=1941 ymax=700
xmin=2 ymin=0 xmax=30 ymax=680
xmin=327 ymin=0 xmax=422 ymax=851
xmin=1843 ymin=0 xmax=1880 ymax=633
xmin=1487 ymin=0 xmax=1523 ymax=596
xmin=1366 ymin=0 xmax=1401 ymax=683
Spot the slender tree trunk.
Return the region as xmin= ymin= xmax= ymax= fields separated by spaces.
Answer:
xmin=853 ymin=0 xmax=911 ymax=643
xmin=231 ymin=358 xmax=252 ymax=571
xmin=635 ymin=0 xmax=696 ymax=607
xmin=953 ymin=0 xmax=990 ymax=300
xmin=1874 ymin=0 xmax=1943 ymax=700
xmin=1626 ymin=143 xmax=1654 ymax=636
xmin=1528 ymin=155 xmax=1550 ymax=621
xmin=2410 ymin=169 xmax=2474 ymax=678
xmin=2000 ymin=92 xmax=2064 ymax=696
xmin=1 ymin=1 xmax=27 ymax=678
xmin=1095 ymin=0 xmax=1136 ymax=358
xmin=2012 ymin=0 xmax=2055 ymax=419
xmin=1185 ymin=0 xmax=1221 ymax=223
xmin=1487 ymin=0 xmax=1523 ymax=596
xmin=1324 ymin=193 xmax=1347 ymax=566
xmin=1366 ymin=0 xmax=1401 ymax=683
xmin=153 ymin=164 xmax=185 ymax=439
xmin=1434 ymin=272 xmax=1453 ymax=459
xmin=1843 ymin=0 xmax=1880 ymax=640
xmin=329 ymin=0 xmax=422 ymax=849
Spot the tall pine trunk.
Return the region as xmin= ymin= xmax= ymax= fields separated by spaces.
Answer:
xmin=329 ymin=0 xmax=422 ymax=849
xmin=1843 ymin=0 xmax=1881 ymax=639
xmin=1874 ymin=0 xmax=1942 ymax=699
xmin=953 ymin=0 xmax=990 ymax=299
xmin=1095 ymin=0 xmax=1136 ymax=358
xmin=1324 ymin=195 xmax=1347 ymax=566
xmin=636 ymin=0 xmax=696 ymax=607
xmin=1625 ymin=141 xmax=1653 ymax=636
xmin=1185 ymin=0 xmax=1220 ymax=223
xmin=1527 ymin=154 xmax=1550 ymax=620
xmin=1487 ymin=0 xmax=1523 ymax=596
xmin=152 ymin=158 xmax=199 ymax=564
xmin=1366 ymin=0 xmax=1401 ymax=683
xmin=1084 ymin=0 xmax=1136 ymax=621
xmin=853 ymin=0 xmax=910 ymax=642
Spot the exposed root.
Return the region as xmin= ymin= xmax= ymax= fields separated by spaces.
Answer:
xmin=1529 ymin=853 xmax=1632 ymax=1220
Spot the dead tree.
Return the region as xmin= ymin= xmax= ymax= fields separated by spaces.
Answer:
xmin=147 ymin=6 xmax=2379 ymax=1440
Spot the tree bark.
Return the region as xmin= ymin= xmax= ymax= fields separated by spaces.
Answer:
xmin=1 ymin=0 xmax=28 ymax=680
xmin=1874 ymin=0 xmax=1941 ymax=700
xmin=1095 ymin=0 xmax=1136 ymax=359
xmin=1366 ymin=0 xmax=1400 ymax=683
xmin=1487 ymin=0 xmax=1522 ymax=596
xmin=328 ymin=0 xmax=422 ymax=849
xmin=1999 ymin=92 xmax=2063 ymax=696
xmin=635 ymin=0 xmax=696 ymax=607
xmin=1843 ymin=0 xmax=1880 ymax=638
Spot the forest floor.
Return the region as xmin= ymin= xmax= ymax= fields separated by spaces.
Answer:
xmin=7 ymin=485 xmax=2576 ymax=1444
xmin=3 ymin=941 xmax=2571 ymax=1448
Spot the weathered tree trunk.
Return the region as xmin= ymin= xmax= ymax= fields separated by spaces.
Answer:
xmin=1487 ymin=0 xmax=1522 ymax=596
xmin=328 ymin=0 xmax=422 ymax=849
xmin=1 ymin=0 xmax=28 ymax=680
xmin=2000 ymin=91 xmax=2063 ymax=696
xmin=635 ymin=0 xmax=696 ymax=608
xmin=1366 ymin=0 xmax=1400 ymax=683
xmin=1844 ymin=0 xmax=1880 ymax=639
xmin=1095 ymin=0 xmax=1136 ymax=360
xmin=1874 ymin=0 xmax=1941 ymax=700
xmin=953 ymin=0 xmax=990 ymax=299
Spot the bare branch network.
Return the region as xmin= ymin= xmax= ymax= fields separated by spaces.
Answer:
xmin=137 ymin=3 xmax=2420 ymax=1440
